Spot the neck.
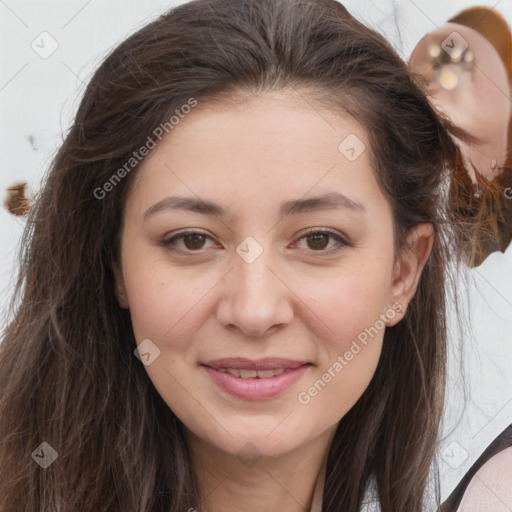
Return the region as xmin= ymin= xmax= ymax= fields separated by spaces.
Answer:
xmin=186 ymin=427 xmax=335 ymax=512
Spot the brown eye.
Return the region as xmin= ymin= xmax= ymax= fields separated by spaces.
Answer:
xmin=305 ymin=233 xmax=330 ymax=251
xmin=295 ymin=229 xmax=350 ymax=254
xmin=182 ymin=233 xmax=207 ymax=250
xmin=161 ymin=230 xmax=216 ymax=253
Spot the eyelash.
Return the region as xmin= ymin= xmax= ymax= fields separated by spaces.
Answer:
xmin=160 ymin=228 xmax=352 ymax=255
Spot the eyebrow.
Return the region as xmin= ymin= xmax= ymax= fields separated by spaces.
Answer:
xmin=143 ymin=192 xmax=366 ymax=221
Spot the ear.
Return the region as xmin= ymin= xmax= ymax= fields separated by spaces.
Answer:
xmin=387 ymin=223 xmax=434 ymax=327
xmin=111 ymin=260 xmax=130 ymax=309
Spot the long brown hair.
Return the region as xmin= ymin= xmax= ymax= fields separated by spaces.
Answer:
xmin=0 ymin=0 xmax=503 ymax=510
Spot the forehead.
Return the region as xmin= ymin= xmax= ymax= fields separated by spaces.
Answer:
xmin=126 ymin=90 xmax=389 ymax=220
xmin=151 ymin=90 xmax=369 ymax=165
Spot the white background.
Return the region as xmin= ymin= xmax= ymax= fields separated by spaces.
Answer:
xmin=1 ymin=0 xmax=512 ymax=504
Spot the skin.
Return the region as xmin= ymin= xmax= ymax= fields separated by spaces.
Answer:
xmin=409 ymin=23 xmax=511 ymax=183
xmin=458 ymin=447 xmax=512 ymax=511
xmin=113 ymin=90 xmax=434 ymax=512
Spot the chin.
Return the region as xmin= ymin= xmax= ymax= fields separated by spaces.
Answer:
xmin=186 ymin=421 xmax=303 ymax=457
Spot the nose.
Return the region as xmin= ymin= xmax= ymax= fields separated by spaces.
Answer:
xmin=215 ymin=242 xmax=294 ymax=338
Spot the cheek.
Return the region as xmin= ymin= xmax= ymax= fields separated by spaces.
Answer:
xmin=124 ymin=264 xmax=209 ymax=351
xmin=304 ymin=263 xmax=392 ymax=351
xmin=293 ymin=263 xmax=391 ymax=415
xmin=295 ymin=281 xmax=388 ymax=425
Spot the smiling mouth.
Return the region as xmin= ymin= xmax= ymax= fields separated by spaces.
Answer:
xmin=201 ymin=362 xmax=312 ymax=400
xmin=201 ymin=358 xmax=312 ymax=379
xmin=214 ymin=367 xmax=294 ymax=378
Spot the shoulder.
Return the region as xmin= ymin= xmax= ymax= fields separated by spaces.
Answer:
xmin=457 ymin=446 xmax=512 ymax=511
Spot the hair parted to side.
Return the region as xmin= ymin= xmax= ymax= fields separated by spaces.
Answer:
xmin=0 ymin=0 xmax=491 ymax=510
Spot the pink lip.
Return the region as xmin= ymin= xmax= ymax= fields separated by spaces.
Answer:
xmin=202 ymin=357 xmax=308 ymax=371
xmin=201 ymin=359 xmax=311 ymax=400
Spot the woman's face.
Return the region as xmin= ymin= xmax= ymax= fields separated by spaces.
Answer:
xmin=114 ymin=90 xmax=432 ymax=459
